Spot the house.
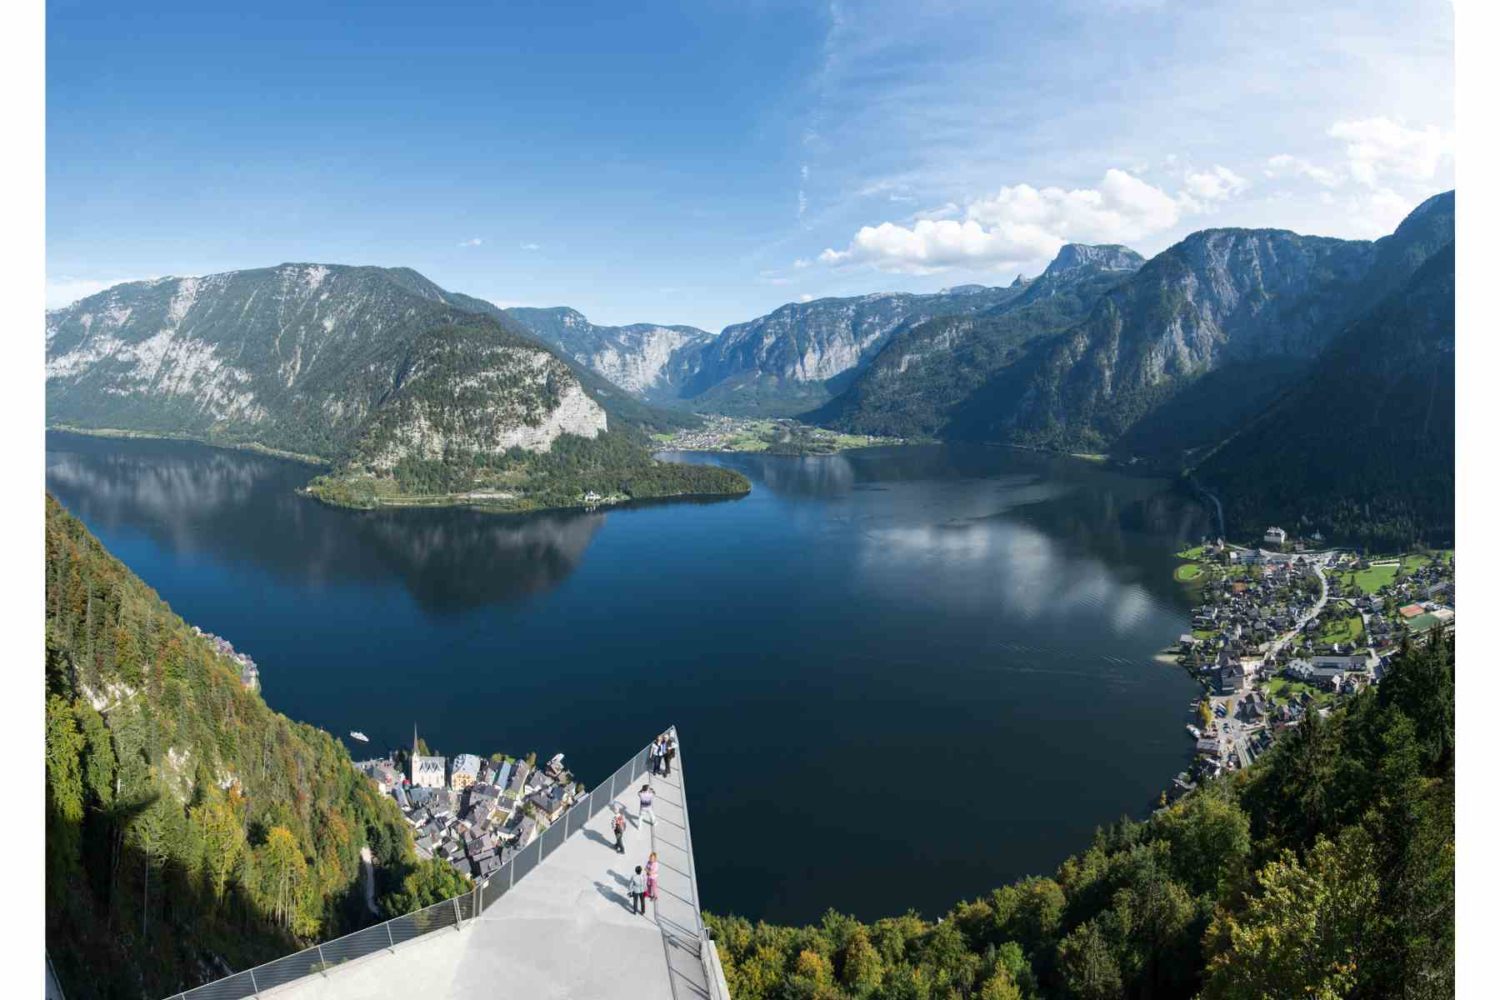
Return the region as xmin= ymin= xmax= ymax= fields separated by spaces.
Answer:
xmin=505 ymin=762 xmax=530 ymax=800
xmin=450 ymin=753 xmax=482 ymax=791
xmin=1216 ymin=660 xmax=1248 ymax=695
xmin=516 ymin=815 xmax=538 ymax=848
xmin=526 ymin=783 xmax=570 ymax=823
xmin=1311 ymin=651 xmax=1378 ymax=673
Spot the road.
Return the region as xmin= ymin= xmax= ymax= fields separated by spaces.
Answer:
xmin=1266 ymin=558 xmax=1330 ymax=661
xmin=1211 ymin=555 xmax=1332 ymax=769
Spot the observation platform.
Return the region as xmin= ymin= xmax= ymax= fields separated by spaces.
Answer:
xmin=188 ymin=730 xmax=724 ymax=1000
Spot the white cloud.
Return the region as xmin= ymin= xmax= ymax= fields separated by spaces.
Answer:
xmin=457 ymin=237 xmax=484 ymax=248
xmin=1264 ymin=154 xmax=1342 ymax=187
xmin=799 ymin=293 xmax=815 ymax=302
xmin=1181 ymin=165 xmax=1248 ymax=206
xmin=1327 ymin=117 xmax=1451 ymax=188
xmin=1341 ymin=187 xmax=1420 ymax=239
xmin=820 ymin=169 xmax=1188 ymax=274
xmin=45 ymin=275 xmax=158 ymax=310
xmin=519 ymin=242 xmax=541 ymax=251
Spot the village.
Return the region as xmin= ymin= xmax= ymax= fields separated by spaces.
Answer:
xmin=653 ymin=415 xmax=901 ymax=455
xmin=353 ymin=730 xmax=586 ymax=884
xmin=1165 ymin=527 xmax=1455 ymax=802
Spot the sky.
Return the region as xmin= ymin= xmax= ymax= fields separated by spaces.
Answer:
xmin=46 ymin=0 xmax=1455 ymax=331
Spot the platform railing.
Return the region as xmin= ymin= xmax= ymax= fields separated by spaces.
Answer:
xmin=168 ymin=736 xmax=662 ymax=999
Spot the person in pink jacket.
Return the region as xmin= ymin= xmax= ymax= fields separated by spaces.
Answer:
xmin=645 ymin=851 xmax=660 ymax=903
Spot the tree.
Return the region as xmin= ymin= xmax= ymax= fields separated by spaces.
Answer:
xmin=1197 ymin=699 xmax=1214 ymax=731
xmin=257 ymin=825 xmax=311 ymax=932
xmin=1057 ymin=919 xmax=1123 ymax=1000
xmin=838 ymin=926 xmax=885 ymax=995
xmin=1201 ymin=826 xmax=1381 ymax=999
xmin=978 ymin=968 xmax=1022 ymax=1000
xmin=380 ymin=858 xmax=469 ymax=914
xmin=191 ymin=793 xmax=246 ymax=902
xmin=45 ymin=695 xmax=87 ymax=887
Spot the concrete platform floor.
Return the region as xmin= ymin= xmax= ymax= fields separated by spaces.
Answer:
xmin=267 ymin=751 xmax=711 ymax=1000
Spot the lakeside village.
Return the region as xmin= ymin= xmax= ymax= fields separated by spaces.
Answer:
xmin=1164 ymin=526 xmax=1455 ymax=803
xmin=353 ymin=730 xmax=586 ymax=883
xmin=654 ymin=414 xmax=901 ymax=455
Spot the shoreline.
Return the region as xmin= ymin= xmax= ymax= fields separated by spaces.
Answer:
xmin=49 ymin=424 xmax=751 ymax=517
xmin=47 ymin=424 xmax=330 ymax=467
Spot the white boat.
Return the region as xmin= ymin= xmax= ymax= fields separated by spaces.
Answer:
xmin=1186 ymin=725 xmax=1203 ymax=739
xmin=350 ymin=731 xmax=370 ymax=743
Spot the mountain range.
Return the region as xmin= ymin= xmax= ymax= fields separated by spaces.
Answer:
xmin=45 ymin=265 xmax=747 ymax=509
xmin=507 ymin=283 xmax=1029 ymax=416
xmin=46 ymin=191 xmax=1453 ymax=542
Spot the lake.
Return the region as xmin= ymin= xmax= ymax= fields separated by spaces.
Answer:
xmin=45 ymin=431 xmax=1209 ymax=924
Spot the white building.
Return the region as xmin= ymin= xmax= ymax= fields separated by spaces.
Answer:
xmin=409 ymin=725 xmax=448 ymax=789
xmin=1264 ymin=526 xmax=1288 ymax=547
xmin=450 ymin=753 xmax=482 ymax=791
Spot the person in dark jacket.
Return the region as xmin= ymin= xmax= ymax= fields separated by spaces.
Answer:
xmin=628 ymin=866 xmax=647 ymax=915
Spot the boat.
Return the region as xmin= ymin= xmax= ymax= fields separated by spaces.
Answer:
xmin=350 ymin=731 xmax=369 ymax=743
xmin=1185 ymin=724 xmax=1203 ymax=739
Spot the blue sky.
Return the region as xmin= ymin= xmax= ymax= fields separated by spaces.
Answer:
xmin=46 ymin=0 xmax=1454 ymax=330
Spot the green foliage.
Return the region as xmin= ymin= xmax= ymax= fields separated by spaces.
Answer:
xmin=1196 ymin=242 xmax=1454 ymax=549
xmin=43 ymin=495 xmax=422 ymax=999
xmin=308 ymin=428 xmax=749 ymax=510
xmin=707 ymin=639 xmax=1454 ymax=1000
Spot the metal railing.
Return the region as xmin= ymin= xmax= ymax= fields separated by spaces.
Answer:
xmin=169 ymin=736 xmax=663 ymax=999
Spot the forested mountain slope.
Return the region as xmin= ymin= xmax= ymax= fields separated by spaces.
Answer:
xmin=676 ymin=283 xmax=1026 ymax=416
xmin=709 ymin=639 xmax=1454 ymax=1000
xmin=818 ymin=244 xmax=1143 ymax=438
xmin=43 ymin=495 xmax=468 ymax=999
xmin=1195 ymin=241 xmax=1455 ymax=549
xmin=991 ymin=229 xmax=1378 ymax=452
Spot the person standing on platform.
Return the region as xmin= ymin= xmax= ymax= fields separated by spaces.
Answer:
xmin=646 ymin=851 xmax=660 ymax=905
xmin=628 ymin=866 xmax=647 ymax=915
xmin=663 ymin=734 xmax=678 ymax=777
xmin=639 ymin=783 xmax=656 ymax=826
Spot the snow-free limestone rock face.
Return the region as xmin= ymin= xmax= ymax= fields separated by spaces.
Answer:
xmin=504 ymin=307 xmax=714 ymax=398
xmin=45 ymin=264 xmax=607 ymax=464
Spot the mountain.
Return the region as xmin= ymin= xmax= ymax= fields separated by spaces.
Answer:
xmin=817 ymin=244 xmax=1145 ymax=437
xmin=508 ymin=285 xmax=1031 ymax=417
xmin=1194 ymin=238 xmax=1455 ymax=548
xmin=504 ymin=307 xmax=714 ymax=398
xmin=987 ymin=229 xmax=1377 ymax=453
xmin=984 ymin=193 xmax=1455 ymax=458
xmin=42 ymin=494 xmax=469 ymax=999
xmin=45 ymin=264 xmax=747 ymax=509
xmin=676 ymin=283 xmax=1027 ymax=416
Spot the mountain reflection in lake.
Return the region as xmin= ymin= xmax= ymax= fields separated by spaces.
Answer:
xmin=45 ymin=433 xmax=604 ymax=611
xmin=47 ymin=432 xmax=1212 ymax=925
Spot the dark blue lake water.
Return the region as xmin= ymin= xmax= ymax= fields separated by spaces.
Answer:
xmin=45 ymin=431 xmax=1208 ymax=924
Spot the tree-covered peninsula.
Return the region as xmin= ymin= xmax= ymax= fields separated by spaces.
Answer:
xmin=45 ymin=265 xmax=748 ymax=514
